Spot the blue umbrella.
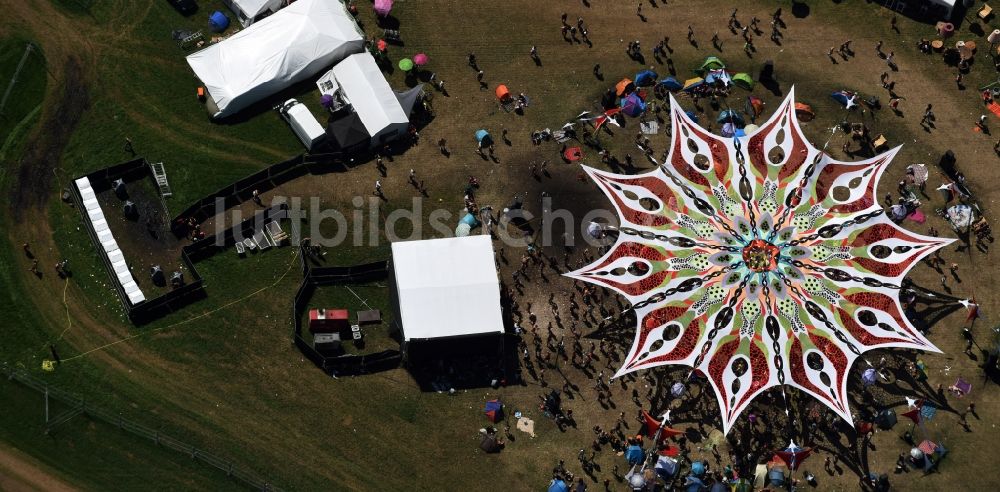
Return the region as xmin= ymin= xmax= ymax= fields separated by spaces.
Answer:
xmin=475 ymin=129 xmax=492 ymax=145
xmin=620 ymin=93 xmax=647 ymax=117
xmin=658 ymin=77 xmax=683 ymax=91
xmin=691 ymin=460 xmax=706 ymax=476
xmin=717 ymin=109 xmax=744 ymax=126
xmin=625 ymin=444 xmax=644 ymax=465
xmin=634 ymin=69 xmax=659 ymax=87
xmin=548 ymin=479 xmax=569 ymax=492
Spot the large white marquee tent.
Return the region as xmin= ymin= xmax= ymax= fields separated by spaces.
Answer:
xmin=391 ymin=236 xmax=505 ymax=344
xmin=186 ymin=0 xmax=364 ymax=119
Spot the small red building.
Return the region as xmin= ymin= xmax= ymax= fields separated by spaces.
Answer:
xmin=309 ymin=308 xmax=349 ymax=335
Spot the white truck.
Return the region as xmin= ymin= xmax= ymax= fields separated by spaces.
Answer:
xmin=278 ymin=98 xmax=327 ymax=151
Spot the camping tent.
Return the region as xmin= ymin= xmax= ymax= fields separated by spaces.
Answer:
xmin=475 ymin=129 xmax=493 ymax=146
xmin=721 ymin=122 xmax=736 ymax=137
xmin=874 ymin=409 xmax=897 ymax=429
xmin=547 ymin=479 xmax=569 ymax=492
xmin=658 ymin=77 xmax=683 ymax=91
xmin=830 ymin=90 xmax=858 ymax=108
xmin=704 ymin=69 xmax=731 ymax=86
xmin=187 ymin=0 xmax=364 ymax=119
xmin=333 ymin=53 xmax=409 ymax=146
xmin=794 ymin=102 xmax=815 ymax=121
xmin=697 ymin=56 xmax=725 ymax=73
xmin=209 ymin=11 xmax=230 ymax=32
xmin=733 ymin=73 xmax=754 ymax=90
xmin=495 ymin=84 xmax=512 ymax=102
xmin=616 ymin=78 xmax=635 ymax=96
xmin=625 ymin=445 xmax=644 ymax=465
xmin=391 ymin=236 xmax=505 ymax=345
xmin=635 ymin=69 xmax=658 ymax=87
xmin=222 ymin=0 xmax=284 ymax=27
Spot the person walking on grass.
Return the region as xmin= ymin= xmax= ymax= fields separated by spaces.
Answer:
xmin=373 ymin=180 xmax=383 ymax=197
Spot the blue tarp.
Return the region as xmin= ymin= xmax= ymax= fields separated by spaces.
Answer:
xmin=208 ymin=11 xmax=229 ymax=32
xmin=658 ymin=77 xmax=683 ymax=91
xmin=635 ymin=69 xmax=658 ymax=87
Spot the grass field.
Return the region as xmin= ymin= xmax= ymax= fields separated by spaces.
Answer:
xmin=4 ymin=0 xmax=1000 ymax=490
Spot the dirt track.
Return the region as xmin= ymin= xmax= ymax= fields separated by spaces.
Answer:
xmin=0 ymin=444 xmax=78 ymax=492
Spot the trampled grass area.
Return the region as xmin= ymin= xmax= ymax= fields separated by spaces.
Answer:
xmin=4 ymin=0 xmax=1000 ymax=490
xmin=0 ymin=36 xmax=46 ymax=158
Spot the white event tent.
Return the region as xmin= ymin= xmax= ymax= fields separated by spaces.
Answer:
xmin=331 ymin=53 xmax=410 ymax=146
xmin=187 ymin=0 xmax=364 ymax=119
xmin=391 ymin=236 xmax=505 ymax=345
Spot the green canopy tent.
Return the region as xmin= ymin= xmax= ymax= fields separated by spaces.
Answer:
xmin=696 ymin=56 xmax=725 ymax=74
xmin=733 ymin=73 xmax=754 ymax=90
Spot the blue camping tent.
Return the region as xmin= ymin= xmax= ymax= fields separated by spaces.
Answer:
xmin=620 ymin=93 xmax=647 ymax=117
xmin=208 ymin=11 xmax=229 ymax=32
xmin=625 ymin=444 xmax=644 ymax=465
xmin=658 ymin=77 xmax=683 ymax=91
xmin=831 ymin=90 xmax=858 ymax=108
xmin=684 ymin=110 xmax=699 ymax=123
xmin=717 ymin=109 xmax=744 ymax=126
xmin=548 ymin=479 xmax=569 ymax=492
xmin=475 ymin=129 xmax=493 ymax=146
xmin=691 ymin=460 xmax=706 ymax=476
xmin=635 ymin=69 xmax=658 ymax=87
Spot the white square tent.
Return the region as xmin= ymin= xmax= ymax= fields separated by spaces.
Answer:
xmin=331 ymin=53 xmax=410 ymax=146
xmin=391 ymin=236 xmax=505 ymax=356
xmin=223 ymin=0 xmax=285 ymax=27
xmin=186 ymin=0 xmax=364 ymax=119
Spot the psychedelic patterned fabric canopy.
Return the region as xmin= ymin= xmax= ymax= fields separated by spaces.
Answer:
xmin=567 ymin=89 xmax=951 ymax=433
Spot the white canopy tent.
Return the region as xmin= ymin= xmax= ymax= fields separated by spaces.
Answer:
xmin=223 ymin=0 xmax=285 ymax=27
xmin=186 ymin=0 xmax=364 ymax=119
xmin=331 ymin=53 xmax=410 ymax=146
xmin=391 ymin=236 xmax=504 ymax=342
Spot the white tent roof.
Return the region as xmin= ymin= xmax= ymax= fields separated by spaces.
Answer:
xmin=187 ymin=0 xmax=363 ymax=118
xmin=231 ymin=0 xmax=282 ymax=19
xmin=392 ymin=236 xmax=504 ymax=341
xmin=332 ymin=53 xmax=409 ymax=138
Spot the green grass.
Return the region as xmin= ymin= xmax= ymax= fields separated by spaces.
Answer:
xmin=0 ymin=381 xmax=248 ymax=492
xmin=0 ymin=37 xmax=47 ymax=154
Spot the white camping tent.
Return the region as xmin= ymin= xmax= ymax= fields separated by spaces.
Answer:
xmin=187 ymin=0 xmax=364 ymax=119
xmin=332 ymin=53 xmax=410 ymax=146
xmin=391 ymin=236 xmax=504 ymax=342
xmin=223 ymin=0 xmax=285 ymax=27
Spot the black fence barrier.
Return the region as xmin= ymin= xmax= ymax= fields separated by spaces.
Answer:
xmin=71 ymin=158 xmax=209 ymax=324
xmin=291 ymin=260 xmax=401 ymax=376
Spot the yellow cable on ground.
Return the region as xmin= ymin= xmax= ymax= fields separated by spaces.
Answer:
xmin=52 ymin=251 xmax=299 ymax=365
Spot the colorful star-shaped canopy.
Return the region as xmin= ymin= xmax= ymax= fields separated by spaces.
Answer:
xmin=568 ymin=89 xmax=951 ymax=433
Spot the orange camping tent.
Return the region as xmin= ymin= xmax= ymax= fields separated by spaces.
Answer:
xmin=616 ymin=78 xmax=635 ymax=96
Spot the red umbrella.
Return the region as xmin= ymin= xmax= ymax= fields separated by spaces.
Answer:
xmin=413 ymin=53 xmax=429 ymax=66
xmin=376 ymin=39 xmax=387 ymax=52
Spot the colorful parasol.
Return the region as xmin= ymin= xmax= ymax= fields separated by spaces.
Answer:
xmin=373 ymin=0 xmax=393 ymax=16
xmin=398 ymin=58 xmax=414 ymax=71
xmin=566 ymin=88 xmax=952 ymax=434
xmin=413 ymin=53 xmax=429 ymax=66
xmin=376 ymin=39 xmax=387 ymax=52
